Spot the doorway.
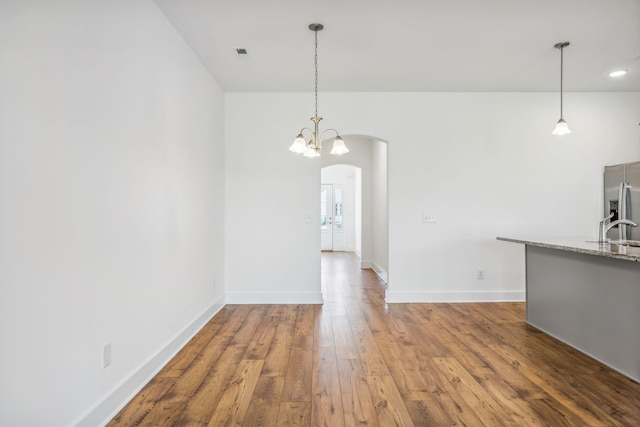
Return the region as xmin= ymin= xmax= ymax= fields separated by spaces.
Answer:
xmin=320 ymin=135 xmax=388 ymax=289
xmin=321 ymin=165 xmax=360 ymax=253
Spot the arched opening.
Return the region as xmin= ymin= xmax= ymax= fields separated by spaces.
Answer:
xmin=320 ymin=135 xmax=389 ymax=288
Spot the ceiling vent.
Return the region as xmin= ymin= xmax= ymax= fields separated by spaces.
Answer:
xmin=236 ymin=48 xmax=247 ymax=55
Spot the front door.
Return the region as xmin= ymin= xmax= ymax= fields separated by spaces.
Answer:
xmin=321 ymin=184 xmax=345 ymax=251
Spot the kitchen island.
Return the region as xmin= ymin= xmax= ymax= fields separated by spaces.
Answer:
xmin=498 ymin=236 xmax=640 ymax=383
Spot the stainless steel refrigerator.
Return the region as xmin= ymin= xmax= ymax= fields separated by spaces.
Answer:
xmin=604 ymin=161 xmax=640 ymax=240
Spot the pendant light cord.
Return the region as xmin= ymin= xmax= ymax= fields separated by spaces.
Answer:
xmin=560 ymin=45 xmax=564 ymax=119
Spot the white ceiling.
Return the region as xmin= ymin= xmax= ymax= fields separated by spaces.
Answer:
xmin=154 ymin=0 xmax=640 ymax=93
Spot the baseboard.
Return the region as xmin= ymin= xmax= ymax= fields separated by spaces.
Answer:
xmin=371 ymin=262 xmax=388 ymax=284
xmin=385 ymin=290 xmax=525 ymax=303
xmin=225 ymin=291 xmax=324 ymax=304
xmin=360 ymin=259 xmax=373 ymax=269
xmin=73 ymin=295 xmax=225 ymax=427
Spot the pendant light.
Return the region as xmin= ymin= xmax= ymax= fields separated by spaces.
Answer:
xmin=552 ymin=42 xmax=571 ymax=135
xmin=289 ymin=23 xmax=349 ymax=157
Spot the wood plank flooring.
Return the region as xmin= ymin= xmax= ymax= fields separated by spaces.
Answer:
xmin=109 ymin=252 xmax=640 ymax=426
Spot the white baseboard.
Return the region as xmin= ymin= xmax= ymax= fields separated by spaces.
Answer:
xmin=360 ymin=259 xmax=373 ymax=269
xmin=371 ymin=262 xmax=388 ymax=284
xmin=385 ymin=290 xmax=525 ymax=303
xmin=73 ymin=296 xmax=225 ymax=427
xmin=357 ymin=259 xmax=387 ymax=284
xmin=225 ymin=291 xmax=323 ymax=304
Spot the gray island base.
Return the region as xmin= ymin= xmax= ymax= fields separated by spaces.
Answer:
xmin=498 ymin=237 xmax=640 ymax=383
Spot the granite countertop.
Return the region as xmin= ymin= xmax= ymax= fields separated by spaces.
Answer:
xmin=497 ymin=236 xmax=640 ymax=262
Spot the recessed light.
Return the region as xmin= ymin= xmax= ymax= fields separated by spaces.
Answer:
xmin=236 ymin=48 xmax=247 ymax=55
xmin=608 ymin=69 xmax=628 ymax=78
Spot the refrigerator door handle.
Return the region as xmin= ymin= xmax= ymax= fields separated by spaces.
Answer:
xmin=619 ymin=182 xmax=630 ymax=240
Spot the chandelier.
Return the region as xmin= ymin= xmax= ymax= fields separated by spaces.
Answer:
xmin=289 ymin=23 xmax=349 ymax=158
xmin=552 ymin=41 xmax=571 ymax=135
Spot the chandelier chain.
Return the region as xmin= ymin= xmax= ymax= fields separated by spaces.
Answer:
xmin=314 ymin=29 xmax=319 ymax=118
xmin=289 ymin=23 xmax=349 ymax=156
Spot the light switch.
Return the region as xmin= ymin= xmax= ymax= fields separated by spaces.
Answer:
xmin=305 ymin=212 xmax=313 ymax=223
xmin=423 ymin=214 xmax=437 ymax=223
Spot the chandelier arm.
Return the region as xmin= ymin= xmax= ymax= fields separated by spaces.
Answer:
xmin=319 ymin=128 xmax=341 ymax=141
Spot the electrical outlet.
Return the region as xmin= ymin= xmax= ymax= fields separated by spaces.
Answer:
xmin=477 ymin=269 xmax=485 ymax=280
xmin=103 ymin=342 xmax=112 ymax=368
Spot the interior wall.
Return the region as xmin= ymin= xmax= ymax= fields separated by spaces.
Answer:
xmin=384 ymin=92 xmax=640 ymax=302
xmin=355 ymin=168 xmax=363 ymax=255
xmin=0 ymin=1 xmax=226 ymax=426
xmin=371 ymin=140 xmax=389 ymax=281
xmin=224 ymin=93 xmax=322 ymax=303
xmin=225 ymin=91 xmax=640 ymax=303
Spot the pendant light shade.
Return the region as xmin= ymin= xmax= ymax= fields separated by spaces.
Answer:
xmin=330 ymin=136 xmax=349 ymax=155
xmin=552 ymin=42 xmax=571 ymax=135
xmin=289 ymin=23 xmax=349 ymax=157
xmin=552 ymin=118 xmax=571 ymax=136
xmin=303 ymin=145 xmax=321 ymax=158
xmin=289 ymin=133 xmax=307 ymax=153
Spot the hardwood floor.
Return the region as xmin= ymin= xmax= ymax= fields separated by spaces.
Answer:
xmin=109 ymin=252 xmax=640 ymax=426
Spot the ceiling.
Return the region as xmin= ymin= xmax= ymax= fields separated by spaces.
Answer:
xmin=154 ymin=0 xmax=640 ymax=93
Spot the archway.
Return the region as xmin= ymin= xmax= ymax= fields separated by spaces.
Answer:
xmin=320 ymin=135 xmax=388 ymax=284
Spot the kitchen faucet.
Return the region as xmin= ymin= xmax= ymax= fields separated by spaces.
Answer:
xmin=599 ymin=212 xmax=638 ymax=243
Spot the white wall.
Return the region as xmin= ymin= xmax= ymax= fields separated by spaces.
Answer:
xmin=225 ymin=91 xmax=640 ymax=303
xmin=0 ymin=1 xmax=226 ymax=426
xmin=385 ymin=92 xmax=640 ymax=302
xmin=224 ymin=93 xmax=322 ymax=303
xmin=355 ymin=168 xmax=363 ymax=255
xmin=371 ymin=140 xmax=388 ymax=281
